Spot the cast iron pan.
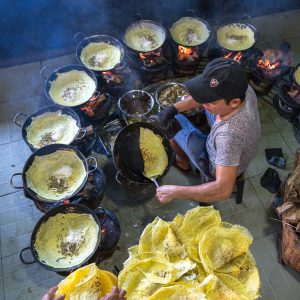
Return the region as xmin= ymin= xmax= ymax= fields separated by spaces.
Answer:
xmin=113 ymin=121 xmax=174 ymax=185
xmin=10 ymin=144 xmax=97 ymax=203
xmin=19 ymin=204 xmax=102 ymax=274
xmin=42 ymin=64 xmax=98 ymax=107
xmin=13 ymin=105 xmax=85 ymax=152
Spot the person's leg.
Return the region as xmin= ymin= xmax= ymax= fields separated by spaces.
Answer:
xmin=170 ymin=138 xmax=190 ymax=171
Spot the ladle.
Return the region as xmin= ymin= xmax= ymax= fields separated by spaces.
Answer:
xmin=142 ymin=172 xmax=160 ymax=187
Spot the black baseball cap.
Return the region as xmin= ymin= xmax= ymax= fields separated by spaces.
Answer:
xmin=184 ymin=58 xmax=248 ymax=104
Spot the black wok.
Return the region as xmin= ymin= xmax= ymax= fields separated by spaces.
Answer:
xmin=19 ymin=204 xmax=102 ymax=274
xmin=10 ymin=144 xmax=97 ymax=203
xmin=13 ymin=105 xmax=86 ymax=152
xmin=113 ymin=122 xmax=174 ymax=185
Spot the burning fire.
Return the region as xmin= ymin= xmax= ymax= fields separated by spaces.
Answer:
xmin=80 ymin=94 xmax=107 ymax=118
xmin=257 ymin=59 xmax=281 ymax=71
xmin=178 ymin=45 xmax=199 ymax=61
xmin=224 ymin=51 xmax=243 ymax=63
xmin=139 ymin=49 xmax=166 ymax=67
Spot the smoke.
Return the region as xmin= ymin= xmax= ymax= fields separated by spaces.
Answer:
xmin=0 ymin=0 xmax=299 ymax=67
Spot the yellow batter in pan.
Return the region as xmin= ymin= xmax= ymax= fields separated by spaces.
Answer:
xmin=140 ymin=127 xmax=168 ymax=178
xmin=26 ymin=149 xmax=86 ymax=201
xmin=34 ymin=213 xmax=99 ymax=269
xmin=26 ymin=111 xmax=79 ymax=148
xmin=217 ymin=23 xmax=255 ymax=51
xmin=49 ymin=70 xmax=96 ymax=106
xmin=170 ymin=17 xmax=210 ymax=46
xmin=80 ymin=42 xmax=122 ymax=71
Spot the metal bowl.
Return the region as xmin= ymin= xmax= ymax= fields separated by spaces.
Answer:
xmin=155 ymin=82 xmax=189 ymax=109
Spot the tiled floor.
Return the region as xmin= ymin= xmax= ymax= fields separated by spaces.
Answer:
xmin=1 ymin=9 xmax=300 ymax=300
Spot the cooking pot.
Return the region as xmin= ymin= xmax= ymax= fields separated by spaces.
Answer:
xmin=41 ymin=64 xmax=99 ymax=107
xmin=118 ymin=90 xmax=155 ymax=123
xmin=13 ymin=105 xmax=86 ymax=152
xmin=123 ymin=20 xmax=167 ymax=53
xmin=10 ymin=144 xmax=97 ymax=203
xmin=19 ymin=204 xmax=103 ymax=274
xmin=75 ymin=33 xmax=124 ymax=72
xmin=216 ymin=16 xmax=258 ymax=52
xmin=113 ymin=122 xmax=174 ymax=186
xmin=170 ymin=16 xmax=211 ymax=47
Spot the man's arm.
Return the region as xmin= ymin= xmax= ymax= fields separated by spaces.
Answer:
xmin=174 ymin=95 xmax=203 ymax=113
xmin=156 ymin=165 xmax=237 ymax=204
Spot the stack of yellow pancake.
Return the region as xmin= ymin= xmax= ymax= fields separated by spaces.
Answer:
xmin=118 ymin=206 xmax=260 ymax=300
xmin=55 ymin=263 xmax=117 ymax=300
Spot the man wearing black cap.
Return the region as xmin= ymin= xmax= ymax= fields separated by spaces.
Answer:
xmin=154 ymin=58 xmax=261 ymax=204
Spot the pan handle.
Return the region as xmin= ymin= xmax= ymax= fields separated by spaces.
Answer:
xmin=86 ymin=157 xmax=98 ymax=173
xmin=20 ymin=247 xmax=36 ymax=265
xmin=13 ymin=113 xmax=28 ymax=127
xmin=74 ymin=32 xmax=85 ymax=43
xmin=92 ymin=90 xmax=100 ymax=100
xmin=239 ymin=15 xmax=252 ymax=24
xmin=115 ymin=172 xmax=131 ymax=187
xmin=94 ymin=206 xmax=107 ymax=225
xmin=10 ymin=173 xmax=23 ymax=189
xmin=40 ymin=66 xmax=54 ymax=81
xmin=186 ymin=9 xmax=197 ymax=17
xmin=75 ymin=127 xmax=87 ymax=141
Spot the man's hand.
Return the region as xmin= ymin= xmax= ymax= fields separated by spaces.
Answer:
xmin=148 ymin=105 xmax=178 ymax=131
xmin=156 ymin=185 xmax=179 ymax=204
xmin=42 ymin=286 xmax=65 ymax=300
xmin=99 ymin=286 xmax=126 ymax=300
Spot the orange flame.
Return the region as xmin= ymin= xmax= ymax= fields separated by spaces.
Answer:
xmin=257 ymin=59 xmax=281 ymax=70
xmin=178 ymin=45 xmax=194 ymax=60
xmin=224 ymin=51 xmax=243 ymax=63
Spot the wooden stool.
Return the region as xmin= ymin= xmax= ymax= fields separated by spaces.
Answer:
xmin=235 ymin=172 xmax=245 ymax=204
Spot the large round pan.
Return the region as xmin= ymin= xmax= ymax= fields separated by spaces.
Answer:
xmin=10 ymin=144 xmax=97 ymax=203
xmin=75 ymin=34 xmax=125 ymax=72
xmin=123 ymin=20 xmax=167 ymax=53
xmin=19 ymin=204 xmax=102 ymax=274
xmin=13 ymin=105 xmax=86 ymax=152
xmin=113 ymin=122 xmax=174 ymax=185
xmin=292 ymin=63 xmax=300 ymax=87
xmin=216 ymin=20 xmax=258 ymax=52
xmin=41 ymin=64 xmax=99 ymax=107
xmin=170 ymin=16 xmax=211 ymax=47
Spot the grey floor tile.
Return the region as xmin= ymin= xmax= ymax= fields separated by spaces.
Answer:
xmin=0 ymin=62 xmax=44 ymax=103
xmin=249 ymin=163 xmax=293 ymax=210
xmin=251 ymin=233 xmax=300 ymax=300
xmin=245 ymin=119 xmax=294 ymax=178
xmin=41 ymin=53 xmax=77 ymax=70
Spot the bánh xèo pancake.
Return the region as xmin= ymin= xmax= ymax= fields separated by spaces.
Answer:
xmin=26 ymin=111 xmax=79 ymax=148
xmin=217 ymin=23 xmax=255 ymax=51
xmin=124 ymin=24 xmax=165 ymax=52
xmin=294 ymin=66 xmax=300 ymax=85
xmin=170 ymin=17 xmax=210 ymax=46
xmin=80 ymin=42 xmax=121 ymax=71
xmin=139 ymin=127 xmax=168 ymax=178
xmin=49 ymin=70 xmax=96 ymax=106
xmin=34 ymin=213 xmax=99 ymax=269
xmin=26 ymin=149 xmax=86 ymax=201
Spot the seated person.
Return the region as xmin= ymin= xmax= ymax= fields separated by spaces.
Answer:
xmin=154 ymin=58 xmax=261 ymax=204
